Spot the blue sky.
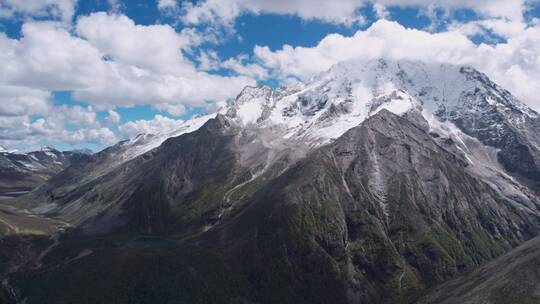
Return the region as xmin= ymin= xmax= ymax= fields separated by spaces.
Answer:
xmin=0 ymin=0 xmax=539 ymax=152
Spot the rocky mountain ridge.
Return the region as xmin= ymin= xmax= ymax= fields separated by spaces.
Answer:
xmin=0 ymin=146 xmax=91 ymax=194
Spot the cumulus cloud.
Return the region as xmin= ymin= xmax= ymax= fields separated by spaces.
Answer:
xmin=105 ymin=110 xmax=121 ymax=125
xmin=0 ymin=13 xmax=255 ymax=113
xmin=51 ymin=105 xmax=98 ymax=127
xmin=221 ymin=55 xmax=268 ymax=79
xmin=0 ymin=0 xmax=77 ymax=23
xmin=65 ymin=127 xmax=117 ymax=145
xmin=0 ymin=105 xmax=117 ymax=148
xmin=254 ymin=20 xmax=476 ymax=80
xmin=181 ymin=0 xmax=366 ymax=27
xmin=157 ymin=0 xmax=178 ymax=11
xmin=0 ymin=9 xmax=265 ymax=150
xmin=377 ymin=0 xmax=527 ymax=21
xmin=118 ymin=115 xmax=185 ymax=138
xmin=448 ymin=19 xmax=527 ymax=39
xmin=254 ymin=19 xmax=540 ymax=111
xmin=76 ymin=13 xmax=195 ymax=75
xmin=180 ymin=0 xmax=529 ymax=30
xmin=0 ymin=70 xmax=116 ymax=148
xmin=198 ymin=51 xmax=268 ymax=79
xmin=0 ymin=85 xmax=51 ymax=116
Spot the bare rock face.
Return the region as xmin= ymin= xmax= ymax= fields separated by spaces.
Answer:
xmin=436 ymin=67 xmax=540 ymax=187
xmin=216 ymin=110 xmax=540 ymax=304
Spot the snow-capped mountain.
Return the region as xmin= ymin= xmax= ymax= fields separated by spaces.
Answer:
xmin=0 ymin=147 xmax=91 ymax=194
xmin=227 ymin=58 xmax=538 ymax=148
xmin=40 ymin=58 xmax=538 ymax=195
xmin=224 ymin=58 xmax=540 ymax=201
xmin=109 ymin=113 xmax=216 ymax=165
xmin=19 ymin=58 xmax=540 ymax=216
xmin=15 ymin=62 xmax=537 ymax=231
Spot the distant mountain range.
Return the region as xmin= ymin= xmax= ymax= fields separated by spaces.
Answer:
xmin=0 ymin=146 xmax=91 ymax=194
xmin=2 ymin=59 xmax=540 ymax=304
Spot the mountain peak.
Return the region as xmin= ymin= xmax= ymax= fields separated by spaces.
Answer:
xmin=40 ymin=145 xmax=58 ymax=153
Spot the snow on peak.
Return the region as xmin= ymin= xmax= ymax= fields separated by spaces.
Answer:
xmin=222 ymin=58 xmax=538 ymax=146
xmin=227 ymin=85 xmax=275 ymax=125
xmin=369 ymin=90 xmax=417 ymax=116
xmin=91 ymin=58 xmax=538 ymax=174
xmin=40 ymin=145 xmax=58 ymax=152
xmin=113 ymin=113 xmax=217 ymax=164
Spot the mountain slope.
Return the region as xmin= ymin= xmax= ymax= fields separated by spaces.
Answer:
xmin=0 ymin=147 xmax=90 ymax=194
xmin=9 ymin=110 xmax=540 ymax=304
xmin=16 ymin=114 xmax=302 ymax=234
xmin=423 ymin=234 xmax=540 ymax=304
xmin=214 ymin=109 xmax=540 ymax=303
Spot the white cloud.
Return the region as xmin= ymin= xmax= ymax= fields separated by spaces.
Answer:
xmin=198 ymin=51 xmax=268 ymax=79
xmin=198 ymin=50 xmax=221 ymax=71
xmin=105 ymin=110 xmax=121 ymax=125
xmin=373 ymin=3 xmax=390 ymax=19
xmin=449 ymin=19 xmax=527 ymax=39
xmin=221 ymin=55 xmax=268 ymax=79
xmin=378 ymin=0 xmax=526 ymax=21
xmin=180 ymin=0 xmax=529 ymax=30
xmin=254 ymin=20 xmax=475 ymax=80
xmin=254 ymin=19 xmax=540 ymax=111
xmin=157 ymin=0 xmax=178 ymax=11
xmin=0 ymin=115 xmax=32 ymax=141
xmin=181 ymin=0 xmax=365 ymax=27
xmin=0 ymin=0 xmax=77 ymax=23
xmin=0 ymin=23 xmax=105 ymax=90
xmin=0 ymin=105 xmax=117 ymax=148
xmin=76 ymin=13 xmax=195 ymax=75
xmin=118 ymin=114 xmax=185 ymax=138
xmin=0 ymin=85 xmax=51 ymax=116
xmin=51 ymin=105 xmax=98 ymax=127
xmin=0 ymin=14 xmax=256 ymax=114
xmin=107 ymin=0 xmax=123 ymax=12
xmin=65 ymin=127 xmax=117 ymax=145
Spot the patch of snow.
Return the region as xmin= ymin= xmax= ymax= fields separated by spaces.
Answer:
xmin=21 ymin=161 xmax=38 ymax=169
xmin=236 ymin=101 xmax=263 ymax=125
xmin=423 ymin=109 xmax=539 ymax=214
xmin=370 ymin=90 xmax=415 ymax=116
xmin=116 ymin=113 xmax=217 ymax=164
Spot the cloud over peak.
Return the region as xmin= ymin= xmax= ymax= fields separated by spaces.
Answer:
xmin=254 ymin=19 xmax=540 ymax=111
xmin=0 ymin=0 xmax=539 ymax=151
